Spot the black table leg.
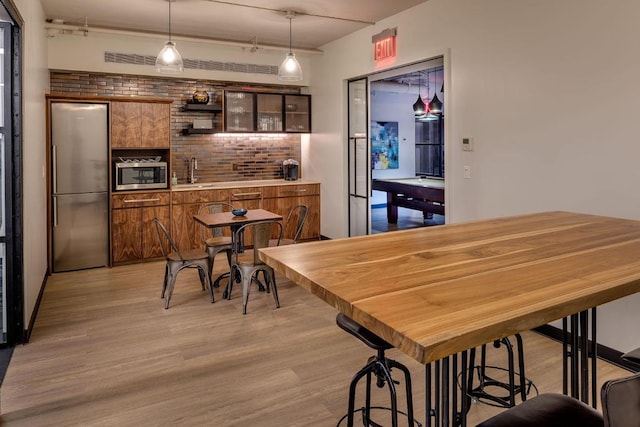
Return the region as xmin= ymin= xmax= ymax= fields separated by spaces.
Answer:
xmin=562 ymin=308 xmax=598 ymax=409
xmin=425 ymin=351 xmax=468 ymax=427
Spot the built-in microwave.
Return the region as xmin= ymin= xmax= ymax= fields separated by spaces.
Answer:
xmin=114 ymin=159 xmax=168 ymax=191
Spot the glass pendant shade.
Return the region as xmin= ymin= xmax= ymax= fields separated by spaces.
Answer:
xmin=413 ymin=95 xmax=427 ymax=116
xmin=155 ymin=41 xmax=184 ymax=74
xmin=155 ymin=0 xmax=183 ymax=74
xmin=429 ymin=94 xmax=443 ymax=114
xmin=278 ymin=52 xmax=303 ymax=81
xmin=278 ymin=12 xmax=303 ymax=81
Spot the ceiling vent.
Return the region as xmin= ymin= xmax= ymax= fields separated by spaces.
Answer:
xmin=104 ymin=52 xmax=278 ymax=76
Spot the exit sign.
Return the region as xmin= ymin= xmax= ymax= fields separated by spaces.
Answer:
xmin=372 ymin=28 xmax=397 ymax=61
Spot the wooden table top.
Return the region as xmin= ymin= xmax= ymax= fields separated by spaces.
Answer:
xmin=194 ymin=208 xmax=282 ymax=228
xmin=258 ymin=211 xmax=640 ymax=364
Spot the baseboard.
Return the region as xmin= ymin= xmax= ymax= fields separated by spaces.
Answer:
xmin=23 ymin=272 xmax=49 ymax=344
xmin=533 ymin=324 xmax=639 ymax=373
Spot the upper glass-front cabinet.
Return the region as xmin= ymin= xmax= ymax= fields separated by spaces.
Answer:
xmin=223 ymin=91 xmax=311 ymax=133
xmin=224 ymin=91 xmax=255 ymax=132
xmin=257 ymin=93 xmax=283 ymax=132
xmin=284 ymin=94 xmax=311 ymax=133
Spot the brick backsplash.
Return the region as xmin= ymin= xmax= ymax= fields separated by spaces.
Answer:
xmin=50 ymin=70 xmax=303 ymax=182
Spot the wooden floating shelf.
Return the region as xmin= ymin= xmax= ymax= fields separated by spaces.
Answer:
xmin=183 ymin=128 xmax=218 ymax=135
xmin=183 ymin=104 xmax=222 ymax=112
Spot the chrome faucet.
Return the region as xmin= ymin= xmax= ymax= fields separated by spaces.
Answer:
xmin=188 ymin=156 xmax=198 ymax=183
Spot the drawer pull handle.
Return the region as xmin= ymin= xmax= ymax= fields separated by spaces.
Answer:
xmin=282 ymin=189 xmax=308 ymax=193
xmin=124 ymin=198 xmax=161 ymax=203
xmin=232 ymin=192 xmax=261 ymax=197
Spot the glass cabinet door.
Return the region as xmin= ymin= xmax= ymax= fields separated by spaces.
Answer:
xmin=284 ymin=94 xmax=311 ymax=133
xmin=224 ymin=91 xmax=254 ymax=131
xmin=256 ymin=93 xmax=283 ymax=132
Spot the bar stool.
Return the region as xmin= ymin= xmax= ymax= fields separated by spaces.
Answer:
xmin=467 ymin=334 xmax=532 ymax=408
xmin=336 ymin=313 xmax=418 ymax=427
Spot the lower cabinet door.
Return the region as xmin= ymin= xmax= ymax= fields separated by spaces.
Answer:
xmin=112 ymin=208 xmax=142 ymax=263
xmin=142 ymin=205 xmax=170 ymax=259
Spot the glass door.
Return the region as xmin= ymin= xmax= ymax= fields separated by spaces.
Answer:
xmin=347 ymin=78 xmax=370 ymax=237
xmin=0 ymin=6 xmax=23 ymax=346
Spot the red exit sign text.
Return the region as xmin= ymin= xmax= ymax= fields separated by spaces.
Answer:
xmin=372 ymin=28 xmax=397 ymax=62
xmin=374 ymin=37 xmax=396 ymax=61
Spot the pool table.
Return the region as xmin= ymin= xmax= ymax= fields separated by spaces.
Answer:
xmin=372 ymin=177 xmax=445 ymax=223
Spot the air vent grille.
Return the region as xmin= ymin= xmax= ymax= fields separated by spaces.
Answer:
xmin=104 ymin=52 xmax=278 ymax=75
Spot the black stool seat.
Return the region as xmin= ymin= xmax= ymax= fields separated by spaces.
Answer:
xmin=476 ymin=393 xmax=603 ymax=427
xmin=337 ymin=313 xmax=393 ymax=351
xmin=336 ymin=313 xmax=418 ymax=427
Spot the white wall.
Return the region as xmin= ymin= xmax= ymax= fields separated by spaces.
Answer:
xmin=308 ymin=0 xmax=640 ymax=352
xmin=15 ymin=0 xmax=49 ymax=330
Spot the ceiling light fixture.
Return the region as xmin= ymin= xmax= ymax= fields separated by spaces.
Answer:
xmin=278 ymin=11 xmax=303 ymax=81
xmin=155 ymin=0 xmax=184 ymax=74
xmin=429 ymin=68 xmax=443 ymax=114
xmin=413 ymin=71 xmax=427 ymax=116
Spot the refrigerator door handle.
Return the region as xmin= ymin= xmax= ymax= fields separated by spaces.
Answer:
xmin=53 ymin=196 xmax=58 ymax=227
xmin=52 ymin=144 xmax=57 ymax=194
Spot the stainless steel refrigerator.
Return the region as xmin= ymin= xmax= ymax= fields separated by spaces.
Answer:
xmin=51 ymin=102 xmax=109 ymax=272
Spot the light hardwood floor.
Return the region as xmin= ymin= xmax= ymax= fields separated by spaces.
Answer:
xmin=0 ymin=257 xmax=631 ymax=426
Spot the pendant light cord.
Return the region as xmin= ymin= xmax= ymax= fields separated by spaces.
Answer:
xmin=169 ymin=0 xmax=173 ymax=42
xmin=288 ymin=14 xmax=293 ymax=54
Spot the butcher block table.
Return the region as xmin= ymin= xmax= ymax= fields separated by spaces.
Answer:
xmin=258 ymin=211 xmax=640 ymax=426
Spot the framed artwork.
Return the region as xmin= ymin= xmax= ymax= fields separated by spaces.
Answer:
xmin=371 ymin=121 xmax=399 ymax=169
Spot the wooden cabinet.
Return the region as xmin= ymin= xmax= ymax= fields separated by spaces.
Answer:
xmin=171 ymin=189 xmax=230 ymax=251
xmin=223 ymin=91 xmax=311 ymax=133
xmin=118 ymin=183 xmax=321 ymax=257
xmin=111 ymin=192 xmax=170 ymax=263
xmin=262 ymin=184 xmax=320 ymax=241
xmin=229 ymin=186 xmax=263 ymax=210
xmin=111 ymin=101 xmax=171 ymax=148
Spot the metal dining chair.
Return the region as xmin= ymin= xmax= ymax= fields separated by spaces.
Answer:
xmin=198 ymin=202 xmax=234 ymax=287
xmin=227 ymin=219 xmax=283 ymax=314
xmin=153 ymin=218 xmax=213 ymax=309
xmin=269 ymin=204 xmax=308 ymax=246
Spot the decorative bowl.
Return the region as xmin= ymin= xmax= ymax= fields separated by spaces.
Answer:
xmin=231 ymin=208 xmax=248 ymax=217
xmin=192 ymin=90 xmax=210 ymax=104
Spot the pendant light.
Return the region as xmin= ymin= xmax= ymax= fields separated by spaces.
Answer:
xmin=412 ymin=71 xmax=427 ymax=116
xmin=155 ymin=0 xmax=183 ymax=74
xmin=278 ymin=11 xmax=303 ymax=81
xmin=429 ymin=68 xmax=443 ymax=114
